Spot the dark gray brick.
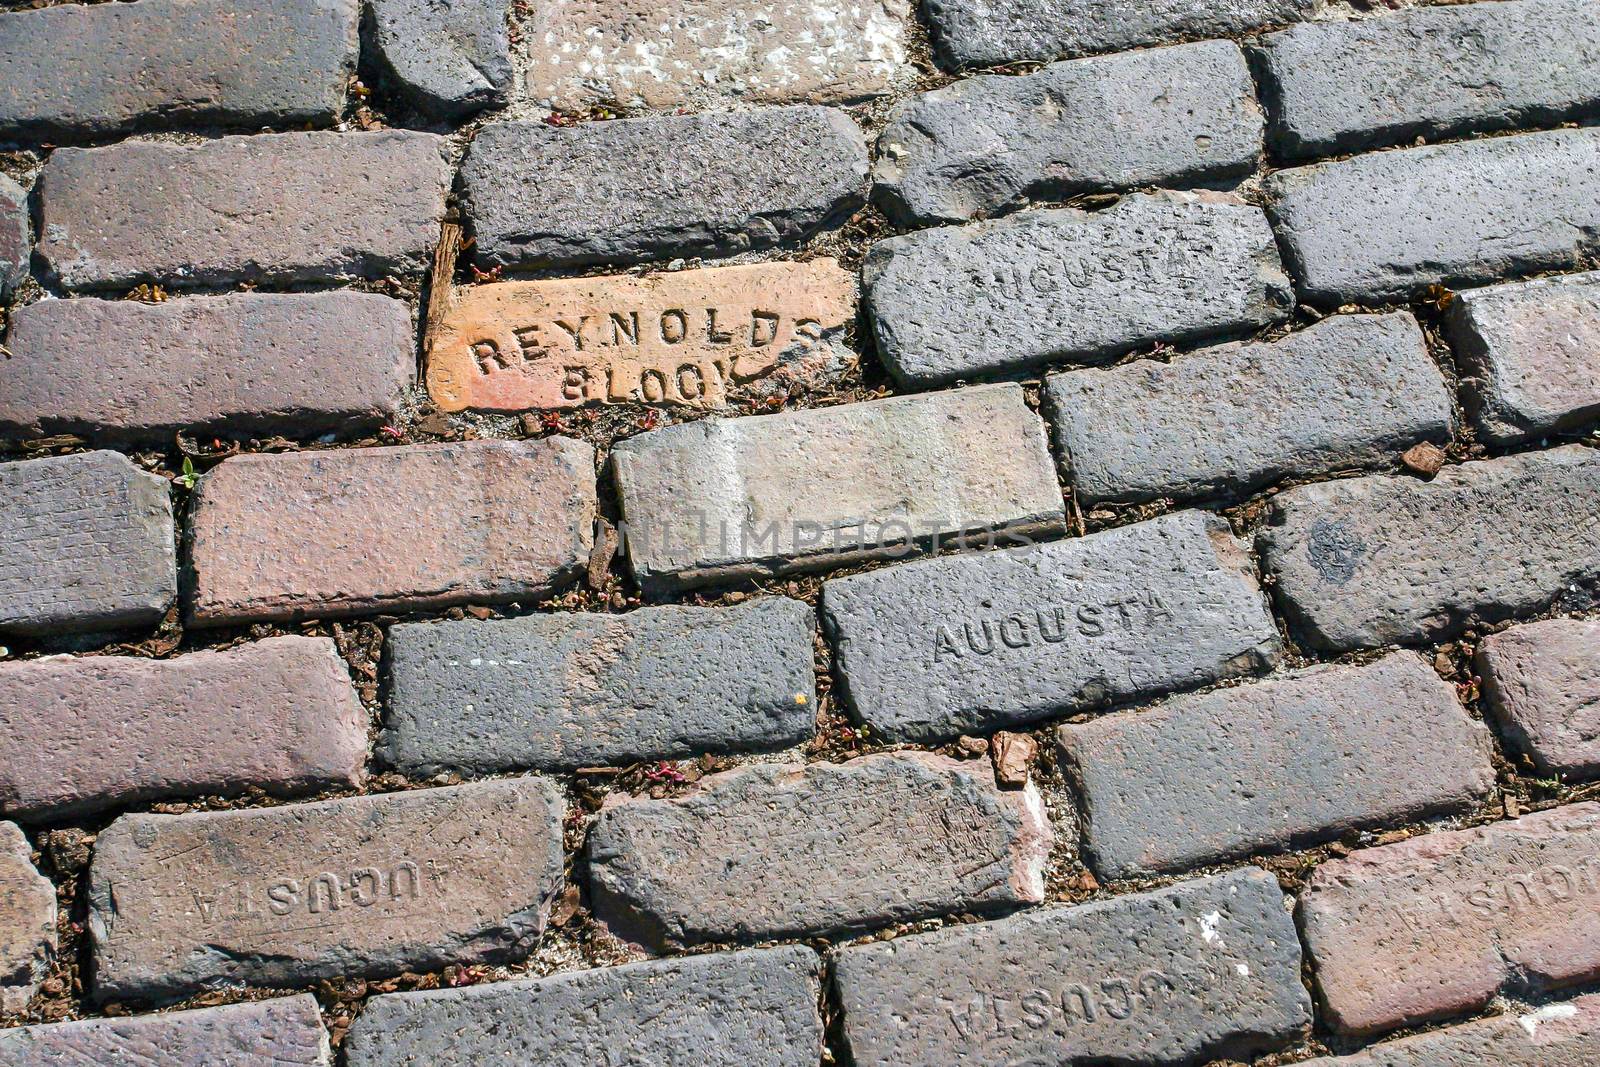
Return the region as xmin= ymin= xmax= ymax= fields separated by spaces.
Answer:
xmin=1478 ymin=617 xmax=1600 ymax=778
xmin=0 ymin=173 xmax=27 ymax=298
xmin=0 ymin=821 xmax=54 ymax=1015
xmin=835 ymin=867 xmax=1311 ymax=1066
xmin=0 ymin=995 xmax=330 ymax=1065
xmin=372 ymin=0 xmax=511 ymax=118
xmin=1297 ymin=993 xmax=1600 ymax=1065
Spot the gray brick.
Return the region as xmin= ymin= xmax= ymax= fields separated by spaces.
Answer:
xmin=372 ymin=0 xmax=511 ymax=118
xmin=822 ymin=510 xmax=1280 ymax=742
xmin=0 ymin=292 xmax=414 ymax=443
xmin=1297 ymin=993 xmax=1600 ymax=1065
xmin=611 ymin=383 xmax=1065 ymax=593
xmin=874 ymin=40 xmax=1262 ymax=225
xmin=1478 ymin=617 xmax=1600 ymax=778
xmin=1256 ymin=0 xmax=1600 ymax=159
xmin=0 ymin=821 xmax=54 ymax=1015
xmin=0 ymin=173 xmax=27 ymax=298
xmin=835 ymin=867 xmax=1311 ymax=1066
xmin=0 ymin=995 xmax=331 ymax=1065
xmin=464 ymin=108 xmax=867 ymax=270
xmin=1058 ymin=652 xmax=1495 ymax=879
xmin=865 ymin=192 xmax=1292 ymax=387
xmin=587 ymin=751 xmax=1051 ymax=948
xmin=1267 ymin=128 xmax=1600 ymax=305
xmin=0 ymin=0 xmax=355 ymax=140
xmin=89 ymin=777 xmax=565 ymax=1003
xmin=345 ymin=946 xmax=822 ymax=1067
xmin=1444 ymin=271 xmax=1600 ymax=443
xmin=1259 ymin=446 xmax=1600 ymax=651
xmin=38 ymin=131 xmax=452 ymax=292
xmin=1045 ymin=312 xmax=1451 ymax=505
xmin=385 ymin=598 xmax=815 ymax=774
xmin=0 ymin=450 xmax=176 ymax=639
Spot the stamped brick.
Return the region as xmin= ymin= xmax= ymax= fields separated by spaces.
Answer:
xmin=1297 ymin=993 xmax=1600 ymax=1065
xmin=836 ymin=867 xmax=1311 ymax=1066
xmin=346 ymin=945 xmax=822 ymax=1066
xmin=876 ymin=41 xmax=1262 ymax=225
xmin=1478 ymin=618 xmax=1600 ymax=778
xmin=611 ymin=383 xmax=1065 ymax=592
xmin=89 ymin=777 xmax=565 ymax=1003
xmin=0 ymin=994 xmax=330 ymax=1064
xmin=1299 ymin=802 xmax=1600 ymax=1036
xmin=522 ymin=0 xmax=910 ymax=111
xmin=0 ymin=173 xmax=27 ymax=298
xmin=822 ymin=510 xmax=1280 ymax=742
xmin=1443 ymin=271 xmax=1600 ymax=443
xmin=0 ymin=0 xmax=355 ymax=140
xmin=463 ymin=108 xmax=867 ymax=270
xmin=385 ymin=598 xmax=815 ymax=774
xmin=1058 ymin=652 xmax=1495 ymax=879
xmin=0 ymin=822 xmax=54 ymax=1015
xmin=0 ymin=292 xmax=414 ymax=442
xmin=38 ymin=131 xmax=452 ymax=292
xmin=1046 ymin=313 xmax=1451 ymax=505
xmin=373 ymin=0 xmax=511 ymax=117
xmin=189 ymin=439 xmax=595 ymax=626
xmin=0 ymin=636 xmax=368 ymax=823
xmin=587 ymin=751 xmax=1050 ymax=948
xmin=1268 ymin=128 xmax=1600 ymax=305
xmin=865 ymin=192 xmax=1292 ymax=386
xmin=1256 ymin=0 xmax=1600 ymax=159
xmin=1260 ymin=446 xmax=1600 ymax=651
xmin=0 ymin=450 xmax=176 ymax=639
xmin=427 ymin=260 xmax=855 ymax=412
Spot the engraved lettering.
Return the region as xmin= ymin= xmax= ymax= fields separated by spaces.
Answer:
xmin=660 ymin=309 xmax=688 ymax=344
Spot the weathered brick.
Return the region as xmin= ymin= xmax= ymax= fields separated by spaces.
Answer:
xmin=1443 ymin=270 xmax=1600 ymax=443
xmin=0 ymin=636 xmax=368 ymax=823
xmin=0 ymin=292 xmax=414 ymax=442
xmin=189 ymin=439 xmax=595 ymax=626
xmin=835 ymin=867 xmax=1310 ymax=1066
xmin=0 ymin=821 xmax=54 ymax=1015
xmin=1479 ymin=618 xmax=1600 ymax=778
xmin=865 ymin=192 xmax=1292 ymax=386
xmin=38 ymin=131 xmax=452 ymax=292
xmin=0 ymin=450 xmax=176 ymax=639
xmin=1045 ymin=312 xmax=1451 ymax=505
xmin=923 ymin=0 xmax=1317 ymax=69
xmin=1058 ymin=652 xmax=1495 ymax=879
xmin=587 ymin=751 xmax=1050 ymax=948
xmin=372 ymin=0 xmax=510 ymax=118
xmin=1297 ymin=993 xmax=1600 ymax=1065
xmin=0 ymin=0 xmax=355 ymax=140
xmin=0 ymin=994 xmax=330 ymax=1065
xmin=875 ymin=41 xmax=1262 ymax=225
xmin=463 ymin=108 xmax=867 ymax=270
xmin=822 ymin=510 xmax=1280 ymax=742
xmin=522 ymin=0 xmax=910 ymax=110
xmin=1259 ymin=446 xmax=1600 ymax=651
xmin=89 ymin=777 xmax=565 ymax=1003
xmin=345 ymin=946 xmax=822 ymax=1066
xmin=427 ymin=260 xmax=856 ymax=412
xmin=1267 ymin=128 xmax=1600 ymax=305
xmin=0 ymin=173 xmax=27 ymax=298
xmin=1256 ymin=0 xmax=1600 ymax=159
xmin=385 ymin=598 xmax=815 ymax=774
xmin=1299 ymin=802 xmax=1600 ymax=1036
xmin=610 ymin=383 xmax=1065 ymax=592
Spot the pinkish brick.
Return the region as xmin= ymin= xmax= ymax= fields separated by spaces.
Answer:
xmin=1478 ymin=617 xmax=1600 ymax=779
xmin=0 ymin=995 xmax=330 ymax=1065
xmin=1298 ymin=992 xmax=1600 ymax=1065
xmin=0 ymin=821 xmax=54 ymax=1015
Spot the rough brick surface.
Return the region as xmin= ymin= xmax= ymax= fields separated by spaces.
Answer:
xmin=0 ymin=293 xmax=414 ymax=442
xmin=0 ymin=0 xmax=355 ymax=140
xmin=1444 ymin=271 xmax=1600 ymax=443
xmin=0 ymin=636 xmax=368 ymax=823
xmin=822 ymin=510 xmax=1280 ymax=742
xmin=1299 ymin=802 xmax=1600 ymax=1036
xmin=1479 ymin=618 xmax=1600 ymax=777
xmin=875 ymin=41 xmax=1262 ymax=225
xmin=1045 ymin=312 xmax=1451 ymax=504
xmin=0 ymin=173 xmax=27 ymax=298
xmin=1267 ymin=128 xmax=1600 ymax=305
xmin=835 ymin=867 xmax=1311 ymax=1066
xmin=1256 ymin=0 xmax=1600 ymax=158
xmin=587 ymin=752 xmax=1051 ymax=948
xmin=464 ymin=109 xmax=867 ymax=270
xmin=1298 ymin=993 xmax=1600 ymax=1065
xmin=89 ymin=777 xmax=566 ymax=1003
xmin=0 ymin=450 xmax=176 ymax=639
xmin=189 ymin=439 xmax=595 ymax=626
xmin=38 ymin=131 xmax=452 ymax=291
xmin=522 ymin=0 xmax=910 ymax=110
xmin=346 ymin=946 xmax=822 ymax=1066
xmin=385 ymin=598 xmax=816 ymax=774
xmin=865 ymin=192 xmax=1292 ymax=386
xmin=0 ymin=821 xmax=54 ymax=1015
xmin=372 ymin=0 xmax=510 ymax=117
xmin=0 ymin=994 xmax=330 ymax=1065
xmin=1058 ymin=652 xmax=1496 ymax=879
xmin=611 ymin=383 xmax=1065 ymax=592
xmin=1260 ymin=446 xmax=1600 ymax=651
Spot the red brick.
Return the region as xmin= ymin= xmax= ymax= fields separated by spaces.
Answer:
xmin=0 ymin=821 xmax=54 ymax=1014
xmin=1298 ymin=992 xmax=1600 ymax=1065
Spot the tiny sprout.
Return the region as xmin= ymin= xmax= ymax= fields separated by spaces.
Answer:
xmin=175 ymin=457 xmax=199 ymax=490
